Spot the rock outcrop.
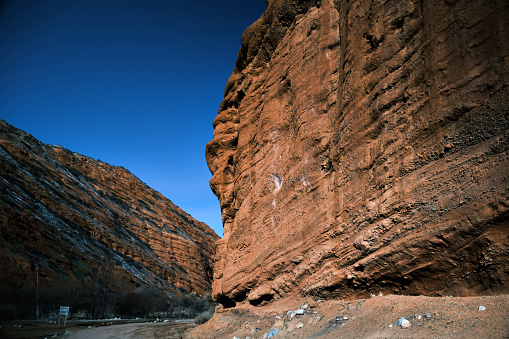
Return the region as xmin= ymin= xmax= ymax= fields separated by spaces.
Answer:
xmin=206 ymin=0 xmax=509 ymax=307
xmin=0 ymin=120 xmax=219 ymax=296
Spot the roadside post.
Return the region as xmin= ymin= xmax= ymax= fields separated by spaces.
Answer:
xmin=59 ymin=306 xmax=70 ymax=327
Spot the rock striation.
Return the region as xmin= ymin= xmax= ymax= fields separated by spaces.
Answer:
xmin=206 ymin=0 xmax=509 ymax=307
xmin=0 ymin=119 xmax=219 ymax=296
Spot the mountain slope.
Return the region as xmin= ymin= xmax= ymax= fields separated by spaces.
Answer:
xmin=0 ymin=119 xmax=219 ymax=296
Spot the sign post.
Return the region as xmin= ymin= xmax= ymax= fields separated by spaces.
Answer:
xmin=59 ymin=306 xmax=70 ymax=327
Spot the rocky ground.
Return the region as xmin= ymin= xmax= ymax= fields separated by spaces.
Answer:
xmin=187 ymin=294 xmax=509 ymax=338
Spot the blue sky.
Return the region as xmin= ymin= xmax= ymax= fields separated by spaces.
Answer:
xmin=0 ymin=0 xmax=268 ymax=237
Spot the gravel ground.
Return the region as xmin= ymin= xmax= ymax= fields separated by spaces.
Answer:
xmin=187 ymin=294 xmax=509 ymax=338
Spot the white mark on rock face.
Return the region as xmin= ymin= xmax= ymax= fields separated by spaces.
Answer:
xmin=270 ymin=174 xmax=284 ymax=192
xmin=301 ymin=176 xmax=310 ymax=188
xmin=271 ymin=130 xmax=279 ymax=141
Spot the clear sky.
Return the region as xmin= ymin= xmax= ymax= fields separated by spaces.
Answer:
xmin=0 ymin=0 xmax=268 ymax=238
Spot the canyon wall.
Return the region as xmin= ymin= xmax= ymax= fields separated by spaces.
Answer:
xmin=206 ymin=0 xmax=509 ymax=307
xmin=0 ymin=120 xmax=218 ymax=296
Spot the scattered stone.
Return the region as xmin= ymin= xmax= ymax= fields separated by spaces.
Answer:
xmin=417 ymin=315 xmax=422 ymax=320
xmin=286 ymin=311 xmax=293 ymax=315
xmin=343 ymin=316 xmax=348 ymax=320
xmin=295 ymin=309 xmax=305 ymax=315
xmin=398 ymin=317 xmax=411 ymax=328
xmin=479 ymin=306 xmax=486 ymax=311
xmin=296 ymin=322 xmax=304 ymax=329
xmin=425 ymin=314 xmax=431 ymax=318
xmin=389 ymin=324 xmax=393 ymax=328
xmin=233 ymin=337 xmax=241 ymax=339
xmin=302 ymin=304 xmax=309 ymax=309
xmin=290 ymin=312 xmax=296 ymax=319
xmin=264 ymin=328 xmax=281 ymax=339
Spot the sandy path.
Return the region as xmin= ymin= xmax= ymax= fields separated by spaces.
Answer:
xmin=67 ymin=321 xmax=194 ymax=339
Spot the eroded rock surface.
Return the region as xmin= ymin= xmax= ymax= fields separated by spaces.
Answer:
xmin=0 ymin=120 xmax=219 ymax=295
xmin=206 ymin=0 xmax=509 ymax=307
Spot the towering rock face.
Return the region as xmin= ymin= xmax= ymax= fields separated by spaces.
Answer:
xmin=0 ymin=120 xmax=219 ymax=296
xmin=206 ymin=0 xmax=508 ymax=307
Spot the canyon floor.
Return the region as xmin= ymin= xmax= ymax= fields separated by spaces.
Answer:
xmin=0 ymin=319 xmax=195 ymax=339
xmin=188 ymin=294 xmax=509 ymax=339
xmin=0 ymin=295 xmax=507 ymax=338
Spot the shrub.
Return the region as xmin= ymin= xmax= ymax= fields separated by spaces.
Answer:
xmin=194 ymin=310 xmax=213 ymax=325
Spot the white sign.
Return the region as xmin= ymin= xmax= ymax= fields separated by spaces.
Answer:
xmin=59 ymin=306 xmax=70 ymax=316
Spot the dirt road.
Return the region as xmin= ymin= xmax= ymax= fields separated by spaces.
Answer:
xmin=66 ymin=321 xmax=195 ymax=339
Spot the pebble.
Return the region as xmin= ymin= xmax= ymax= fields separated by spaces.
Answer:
xmin=417 ymin=315 xmax=422 ymax=320
xmin=478 ymin=306 xmax=486 ymax=311
xmin=389 ymin=324 xmax=393 ymax=328
xmin=233 ymin=337 xmax=241 ymax=339
xmin=343 ymin=316 xmax=348 ymax=320
xmin=296 ymin=322 xmax=304 ymax=329
xmin=264 ymin=328 xmax=281 ymax=339
xmin=425 ymin=314 xmax=431 ymax=318
xmin=398 ymin=317 xmax=411 ymax=328
xmin=295 ymin=309 xmax=305 ymax=315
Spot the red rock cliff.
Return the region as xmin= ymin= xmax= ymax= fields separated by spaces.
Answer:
xmin=0 ymin=120 xmax=219 ymax=296
xmin=206 ymin=0 xmax=509 ymax=307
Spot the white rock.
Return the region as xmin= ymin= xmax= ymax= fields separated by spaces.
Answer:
xmin=295 ymin=309 xmax=305 ymax=315
xmin=401 ymin=319 xmax=411 ymax=328
xmin=479 ymin=306 xmax=486 ymax=311
xmin=296 ymin=322 xmax=304 ymax=329
xmin=343 ymin=316 xmax=348 ymax=320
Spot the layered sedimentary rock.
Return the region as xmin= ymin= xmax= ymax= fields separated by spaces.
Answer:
xmin=0 ymin=120 xmax=219 ymax=295
xmin=206 ymin=0 xmax=509 ymax=306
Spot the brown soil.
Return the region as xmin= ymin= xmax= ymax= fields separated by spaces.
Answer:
xmin=187 ymin=295 xmax=509 ymax=338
